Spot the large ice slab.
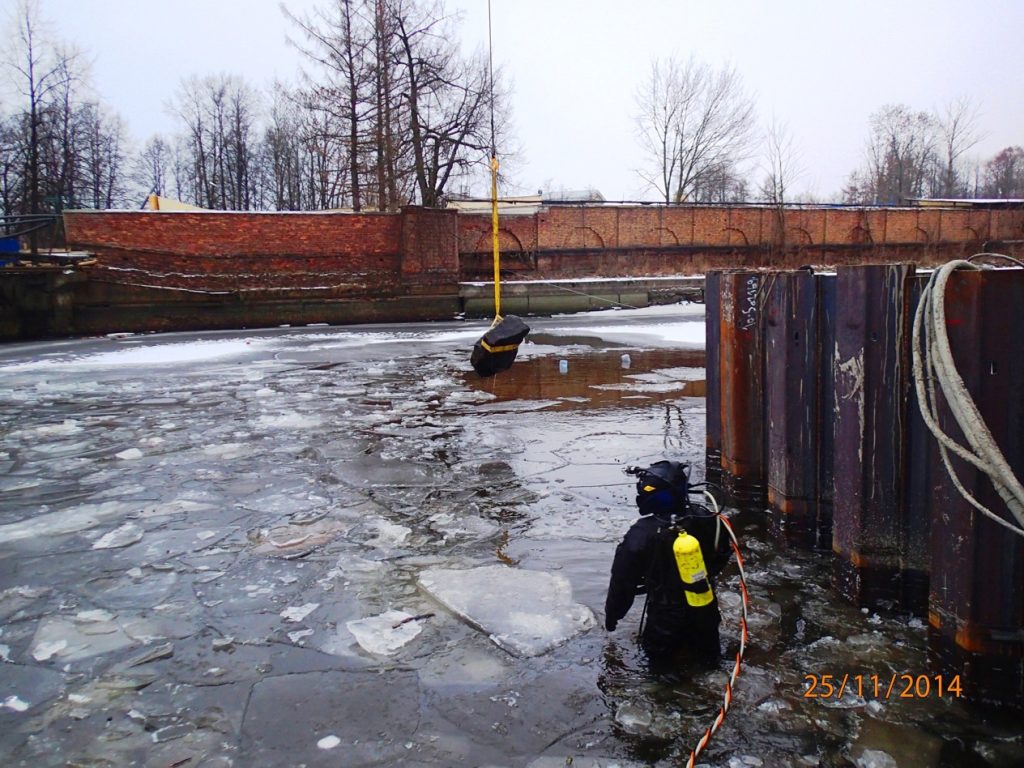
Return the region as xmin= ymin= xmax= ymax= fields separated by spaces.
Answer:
xmin=417 ymin=565 xmax=595 ymax=657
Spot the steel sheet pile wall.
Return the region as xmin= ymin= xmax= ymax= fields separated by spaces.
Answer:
xmin=832 ymin=264 xmax=920 ymax=610
xmin=717 ymin=271 xmax=767 ymax=508
xmin=705 ymin=271 xmax=722 ymax=488
xmin=764 ymin=271 xmax=835 ymax=549
xmin=704 ymin=264 xmax=1024 ymax=708
xmin=927 ymin=268 xmax=1024 ymax=706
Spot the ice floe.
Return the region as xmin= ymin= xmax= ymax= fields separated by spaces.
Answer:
xmin=346 ymin=610 xmax=424 ymax=656
xmin=417 ymin=564 xmax=595 ymax=657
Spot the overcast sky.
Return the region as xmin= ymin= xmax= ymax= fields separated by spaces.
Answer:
xmin=10 ymin=0 xmax=1024 ymax=202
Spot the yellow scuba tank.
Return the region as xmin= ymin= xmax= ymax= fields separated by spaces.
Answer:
xmin=673 ymin=530 xmax=714 ymax=607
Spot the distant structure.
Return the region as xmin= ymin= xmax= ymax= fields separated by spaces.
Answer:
xmin=446 ymin=187 xmax=606 ymax=216
xmin=907 ymin=197 xmax=1024 ymax=209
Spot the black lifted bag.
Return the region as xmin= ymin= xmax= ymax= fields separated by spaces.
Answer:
xmin=471 ymin=314 xmax=530 ymax=377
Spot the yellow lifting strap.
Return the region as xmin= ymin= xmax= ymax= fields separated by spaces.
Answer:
xmin=490 ymin=153 xmax=502 ymax=323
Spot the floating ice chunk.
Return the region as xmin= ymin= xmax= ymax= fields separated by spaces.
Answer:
xmin=75 ymin=609 xmax=116 ymax=624
xmin=257 ymin=413 xmax=322 ymax=430
xmin=288 ymin=629 xmax=314 ymax=644
xmin=35 ymin=420 xmax=82 ymax=436
xmin=615 ymin=702 xmax=652 ymax=732
xmin=4 ymin=695 xmax=29 ymax=712
xmin=32 ymin=638 xmax=68 ymax=661
xmin=347 ymin=610 xmax=424 ymax=656
xmin=115 ymin=448 xmax=143 ymax=461
xmin=854 ymin=750 xmax=898 ymax=768
xmin=318 ymin=735 xmax=341 ymax=750
xmin=202 ymin=443 xmax=248 ymax=459
xmin=0 ymin=501 xmax=131 ymax=543
xmin=281 ymin=603 xmax=320 ymax=623
xmin=417 ymin=565 xmax=595 ymax=657
xmin=92 ymin=523 xmax=143 ymax=549
xmin=365 ymin=519 xmax=411 ymax=549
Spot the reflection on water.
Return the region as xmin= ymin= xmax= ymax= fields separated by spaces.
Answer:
xmin=465 ymin=348 xmax=706 ymax=410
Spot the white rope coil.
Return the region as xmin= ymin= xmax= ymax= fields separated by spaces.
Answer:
xmin=911 ymin=256 xmax=1024 ymax=539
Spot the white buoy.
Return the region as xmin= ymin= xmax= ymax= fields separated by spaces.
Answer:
xmin=621 ymin=354 xmax=631 ymax=369
xmin=558 ymin=359 xmax=568 ymax=374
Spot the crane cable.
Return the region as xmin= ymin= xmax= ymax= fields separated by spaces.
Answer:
xmin=487 ymin=0 xmax=502 ymax=324
xmin=911 ymin=254 xmax=1024 ymax=539
xmin=684 ymin=491 xmax=749 ymax=768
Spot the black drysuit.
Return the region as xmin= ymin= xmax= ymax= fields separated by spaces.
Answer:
xmin=604 ymin=507 xmax=730 ymax=664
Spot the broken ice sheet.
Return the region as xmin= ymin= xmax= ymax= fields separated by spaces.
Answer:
xmin=417 ymin=565 xmax=595 ymax=657
xmin=92 ymin=522 xmax=144 ymax=549
xmin=346 ymin=610 xmax=423 ymax=656
xmin=281 ymin=603 xmax=319 ymax=623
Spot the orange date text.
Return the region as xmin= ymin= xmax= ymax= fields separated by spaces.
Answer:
xmin=803 ymin=673 xmax=962 ymax=700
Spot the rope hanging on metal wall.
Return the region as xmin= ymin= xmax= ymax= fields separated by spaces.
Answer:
xmin=911 ymin=254 xmax=1024 ymax=539
xmin=470 ymin=0 xmax=530 ymax=377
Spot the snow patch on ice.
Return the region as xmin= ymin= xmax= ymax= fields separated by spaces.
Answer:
xmin=0 ymin=339 xmax=260 ymax=370
xmin=418 ymin=565 xmax=595 ymax=657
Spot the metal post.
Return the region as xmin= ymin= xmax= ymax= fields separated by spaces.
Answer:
xmin=926 ymin=267 xmax=1024 ymax=707
xmin=719 ymin=270 xmax=767 ymax=509
xmin=765 ymin=270 xmax=820 ymax=546
xmin=705 ymin=271 xmax=722 ymax=488
xmin=832 ymin=264 xmax=915 ymax=607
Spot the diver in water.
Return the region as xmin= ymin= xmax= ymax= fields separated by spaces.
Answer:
xmin=604 ymin=460 xmax=731 ymax=668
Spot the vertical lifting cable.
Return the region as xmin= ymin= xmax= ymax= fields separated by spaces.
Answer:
xmin=487 ymin=0 xmax=501 ymax=322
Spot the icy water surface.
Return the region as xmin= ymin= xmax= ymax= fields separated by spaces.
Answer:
xmin=0 ymin=307 xmax=1021 ymax=767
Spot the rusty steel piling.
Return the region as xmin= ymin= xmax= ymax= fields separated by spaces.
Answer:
xmin=831 ymin=264 xmax=916 ymax=608
xmin=816 ymin=274 xmax=838 ymax=549
xmin=924 ymin=267 xmax=1024 ymax=707
xmin=765 ymin=270 xmax=832 ymax=548
xmin=703 ymin=261 xmax=1024 ymax=709
xmin=717 ymin=271 xmax=768 ymax=509
xmin=704 ymin=271 xmax=722 ymax=489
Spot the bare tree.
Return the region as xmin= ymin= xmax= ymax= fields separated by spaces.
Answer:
xmin=982 ymin=146 xmax=1024 ymax=198
xmin=393 ymin=1 xmax=498 ymax=208
xmin=78 ymin=103 xmax=127 ymax=208
xmin=846 ymin=104 xmax=939 ymax=204
xmin=3 ymin=0 xmax=82 ymax=249
xmin=135 ymin=134 xmax=171 ymax=198
xmin=286 ymin=0 xmax=376 ymax=211
xmin=759 ymin=117 xmax=803 ymax=243
xmin=170 ymin=74 xmax=262 ymax=209
xmin=634 ymin=56 xmax=756 ymax=203
xmin=936 ymin=95 xmax=983 ymax=197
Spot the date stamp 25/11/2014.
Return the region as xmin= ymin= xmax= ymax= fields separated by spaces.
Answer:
xmin=803 ymin=673 xmax=963 ymax=700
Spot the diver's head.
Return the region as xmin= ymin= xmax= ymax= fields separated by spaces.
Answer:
xmin=626 ymin=460 xmax=690 ymax=517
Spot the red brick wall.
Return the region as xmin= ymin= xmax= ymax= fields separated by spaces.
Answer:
xmin=461 ymin=205 xmax=1024 ymax=252
xmin=64 ymin=205 xmax=1024 ymax=295
xmin=399 ymin=207 xmax=459 ymax=291
xmin=458 ymin=204 xmax=1024 ymax=278
xmin=64 ymin=208 xmax=457 ymax=295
